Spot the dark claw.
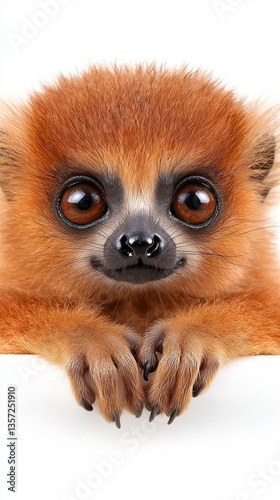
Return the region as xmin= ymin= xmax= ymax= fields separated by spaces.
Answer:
xmin=143 ymin=361 xmax=157 ymax=381
xmin=112 ymin=413 xmax=121 ymax=429
xmin=135 ymin=405 xmax=144 ymax=418
xmin=81 ymin=398 xmax=93 ymax=411
xmin=149 ymin=405 xmax=160 ymax=422
xmin=167 ymin=409 xmax=179 ymax=425
xmin=192 ymin=382 xmax=205 ymax=398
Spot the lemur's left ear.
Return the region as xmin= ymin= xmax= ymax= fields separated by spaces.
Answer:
xmin=250 ymin=135 xmax=276 ymax=199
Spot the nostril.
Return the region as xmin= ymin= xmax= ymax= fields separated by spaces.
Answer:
xmin=146 ymin=234 xmax=163 ymax=258
xmin=116 ymin=234 xmax=134 ymax=257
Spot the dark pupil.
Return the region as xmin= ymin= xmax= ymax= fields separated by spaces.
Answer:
xmin=185 ymin=192 xmax=201 ymax=210
xmin=77 ymin=193 xmax=93 ymax=211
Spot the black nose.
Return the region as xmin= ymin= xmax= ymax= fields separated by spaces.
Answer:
xmin=116 ymin=233 xmax=164 ymax=258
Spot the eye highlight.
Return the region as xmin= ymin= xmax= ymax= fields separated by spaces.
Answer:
xmin=58 ymin=180 xmax=107 ymax=226
xmin=171 ymin=177 xmax=219 ymax=227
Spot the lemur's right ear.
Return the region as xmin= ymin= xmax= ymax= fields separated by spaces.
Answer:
xmin=0 ymin=99 xmax=25 ymax=201
xmin=0 ymin=127 xmax=21 ymax=201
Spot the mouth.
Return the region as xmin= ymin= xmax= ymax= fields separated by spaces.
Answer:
xmin=91 ymin=257 xmax=186 ymax=284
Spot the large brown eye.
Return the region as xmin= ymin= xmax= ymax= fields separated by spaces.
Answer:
xmin=59 ymin=183 xmax=106 ymax=226
xmin=171 ymin=180 xmax=218 ymax=226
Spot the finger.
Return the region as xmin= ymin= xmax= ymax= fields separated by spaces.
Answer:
xmin=66 ymin=355 xmax=96 ymax=411
xmin=112 ymin=348 xmax=145 ymax=416
xmin=146 ymin=344 xmax=182 ymax=415
xmin=167 ymin=354 xmax=201 ymax=422
xmin=139 ymin=327 xmax=166 ymax=380
xmin=192 ymin=354 xmax=220 ymax=397
xmin=90 ymin=357 xmax=122 ymax=426
xmin=124 ymin=329 xmax=143 ymax=362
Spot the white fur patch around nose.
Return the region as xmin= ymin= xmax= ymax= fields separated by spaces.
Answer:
xmin=125 ymin=191 xmax=154 ymax=214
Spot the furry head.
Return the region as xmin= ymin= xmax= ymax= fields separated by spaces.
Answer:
xmin=0 ymin=66 xmax=278 ymax=302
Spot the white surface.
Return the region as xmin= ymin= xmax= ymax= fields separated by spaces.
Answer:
xmin=1 ymin=355 xmax=280 ymax=500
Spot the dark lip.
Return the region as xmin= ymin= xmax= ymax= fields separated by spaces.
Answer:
xmin=91 ymin=257 xmax=186 ymax=284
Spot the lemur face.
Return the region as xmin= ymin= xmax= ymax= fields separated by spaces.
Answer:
xmin=0 ymin=67 xmax=275 ymax=298
xmin=55 ymin=170 xmax=220 ymax=285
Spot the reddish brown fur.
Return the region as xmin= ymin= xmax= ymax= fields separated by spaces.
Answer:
xmin=0 ymin=65 xmax=280 ymax=424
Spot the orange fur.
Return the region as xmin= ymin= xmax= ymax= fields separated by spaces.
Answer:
xmin=0 ymin=65 xmax=280 ymax=425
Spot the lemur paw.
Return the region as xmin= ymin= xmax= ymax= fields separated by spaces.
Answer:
xmin=139 ymin=321 xmax=224 ymax=424
xmin=65 ymin=327 xmax=144 ymax=427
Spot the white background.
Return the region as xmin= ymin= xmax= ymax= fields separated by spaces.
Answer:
xmin=1 ymin=0 xmax=280 ymax=104
xmin=1 ymin=1 xmax=280 ymax=499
